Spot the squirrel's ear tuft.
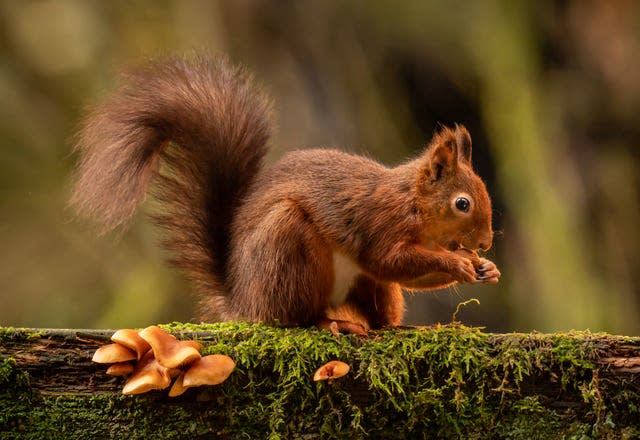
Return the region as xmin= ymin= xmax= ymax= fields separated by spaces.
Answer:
xmin=424 ymin=126 xmax=457 ymax=182
xmin=454 ymin=124 xmax=472 ymax=164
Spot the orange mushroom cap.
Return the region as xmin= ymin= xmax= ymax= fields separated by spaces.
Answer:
xmin=313 ymin=360 xmax=350 ymax=381
xmin=122 ymin=351 xmax=171 ymax=395
xmin=92 ymin=343 xmax=136 ymax=364
xmin=182 ymin=340 xmax=203 ymax=352
xmin=182 ymin=354 xmax=236 ymax=388
xmin=106 ymin=362 xmax=134 ymax=376
xmin=138 ymin=325 xmax=201 ymax=369
xmin=111 ymin=329 xmax=151 ymax=361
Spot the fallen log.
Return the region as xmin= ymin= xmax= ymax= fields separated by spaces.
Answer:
xmin=1 ymin=323 xmax=639 ymax=439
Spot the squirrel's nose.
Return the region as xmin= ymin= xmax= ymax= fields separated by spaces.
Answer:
xmin=478 ymin=232 xmax=493 ymax=252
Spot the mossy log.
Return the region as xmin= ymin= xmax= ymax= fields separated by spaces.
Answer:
xmin=1 ymin=323 xmax=640 ymax=439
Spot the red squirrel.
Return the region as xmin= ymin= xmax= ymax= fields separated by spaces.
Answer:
xmin=71 ymin=55 xmax=500 ymax=334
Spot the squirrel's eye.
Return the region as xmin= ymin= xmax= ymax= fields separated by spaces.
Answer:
xmin=455 ymin=197 xmax=470 ymax=213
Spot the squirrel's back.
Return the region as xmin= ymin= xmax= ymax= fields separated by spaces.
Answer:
xmin=70 ymin=55 xmax=272 ymax=317
xmin=233 ymin=148 xmax=415 ymax=251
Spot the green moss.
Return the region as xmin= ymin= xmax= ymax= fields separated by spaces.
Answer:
xmin=1 ymin=323 xmax=639 ymax=439
xmin=0 ymin=357 xmax=34 ymax=435
xmin=0 ymin=327 xmax=44 ymax=342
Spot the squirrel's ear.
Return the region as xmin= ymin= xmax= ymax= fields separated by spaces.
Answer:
xmin=454 ymin=124 xmax=472 ymax=164
xmin=424 ymin=127 xmax=458 ymax=182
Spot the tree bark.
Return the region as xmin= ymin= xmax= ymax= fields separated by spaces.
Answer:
xmin=1 ymin=324 xmax=639 ymax=439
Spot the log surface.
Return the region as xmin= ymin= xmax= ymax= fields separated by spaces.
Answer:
xmin=1 ymin=323 xmax=640 ymax=439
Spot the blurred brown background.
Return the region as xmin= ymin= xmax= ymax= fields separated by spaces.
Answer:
xmin=0 ymin=0 xmax=638 ymax=333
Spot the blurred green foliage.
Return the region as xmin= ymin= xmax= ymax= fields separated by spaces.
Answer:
xmin=0 ymin=0 xmax=638 ymax=333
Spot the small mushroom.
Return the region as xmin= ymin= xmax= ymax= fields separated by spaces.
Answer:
xmin=183 ymin=354 xmax=235 ymax=387
xmin=313 ymin=360 xmax=350 ymax=381
xmin=111 ymin=329 xmax=151 ymax=360
xmin=138 ymin=325 xmax=201 ymax=369
xmin=92 ymin=343 xmax=136 ymax=364
xmin=122 ymin=351 xmax=171 ymax=395
xmin=106 ymin=362 xmax=134 ymax=376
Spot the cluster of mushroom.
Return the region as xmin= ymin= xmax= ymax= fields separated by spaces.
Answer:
xmin=92 ymin=325 xmax=235 ymax=396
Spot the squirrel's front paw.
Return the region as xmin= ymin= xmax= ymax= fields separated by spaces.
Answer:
xmin=474 ymin=258 xmax=501 ymax=284
xmin=447 ymin=255 xmax=477 ymax=284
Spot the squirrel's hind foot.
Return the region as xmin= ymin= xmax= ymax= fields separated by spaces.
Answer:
xmin=316 ymin=318 xmax=367 ymax=336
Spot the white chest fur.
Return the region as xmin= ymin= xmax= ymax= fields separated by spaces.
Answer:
xmin=329 ymin=251 xmax=361 ymax=306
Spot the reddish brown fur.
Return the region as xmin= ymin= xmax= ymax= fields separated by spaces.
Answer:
xmin=71 ymin=55 xmax=498 ymax=331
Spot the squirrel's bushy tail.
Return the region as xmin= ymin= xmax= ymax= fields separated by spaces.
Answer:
xmin=70 ymin=55 xmax=272 ymax=315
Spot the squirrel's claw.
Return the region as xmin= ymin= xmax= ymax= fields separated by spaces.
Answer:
xmin=474 ymin=258 xmax=501 ymax=284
